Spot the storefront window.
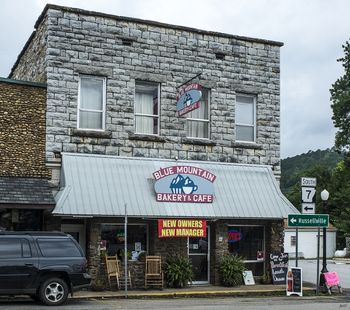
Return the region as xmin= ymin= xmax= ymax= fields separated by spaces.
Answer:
xmin=101 ymin=224 xmax=148 ymax=258
xmin=227 ymin=226 xmax=264 ymax=276
xmin=0 ymin=209 xmax=42 ymax=231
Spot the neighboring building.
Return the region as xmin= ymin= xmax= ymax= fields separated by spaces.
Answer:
xmin=7 ymin=4 xmax=298 ymax=287
xmin=0 ymin=78 xmax=55 ymax=231
xmin=284 ymin=223 xmax=337 ymax=259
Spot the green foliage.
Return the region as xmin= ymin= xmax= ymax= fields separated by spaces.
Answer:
xmin=330 ymin=39 xmax=350 ymax=152
xmin=220 ymin=254 xmax=245 ymax=287
xmin=260 ymin=271 xmax=272 ymax=284
xmin=164 ymin=254 xmax=193 ymax=288
xmin=281 ymin=149 xmax=342 ymax=195
xmin=281 ymin=149 xmax=350 ymax=247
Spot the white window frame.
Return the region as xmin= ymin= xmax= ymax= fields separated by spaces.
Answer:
xmin=186 ymin=89 xmax=210 ymax=139
xmin=77 ymin=75 xmax=106 ymax=131
xmin=235 ymin=94 xmax=256 ymax=143
xmin=134 ymin=81 xmax=160 ymax=136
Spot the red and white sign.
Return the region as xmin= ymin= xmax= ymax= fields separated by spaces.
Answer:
xmin=176 ymin=83 xmax=202 ymax=116
xmin=153 ymin=166 xmax=216 ymax=203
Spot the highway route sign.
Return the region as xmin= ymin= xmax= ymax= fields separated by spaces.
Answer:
xmin=301 ymin=203 xmax=315 ymax=214
xmin=288 ymin=214 xmax=329 ymax=227
xmin=301 ymin=187 xmax=316 ymax=203
xmin=301 ymin=177 xmax=317 ymax=187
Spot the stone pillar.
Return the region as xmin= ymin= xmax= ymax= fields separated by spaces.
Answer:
xmin=212 ymin=221 xmax=230 ymax=285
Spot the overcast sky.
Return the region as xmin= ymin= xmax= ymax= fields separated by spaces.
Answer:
xmin=1 ymin=0 xmax=349 ymax=159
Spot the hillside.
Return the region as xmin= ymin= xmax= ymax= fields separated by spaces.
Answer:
xmin=280 ymin=149 xmax=343 ymax=194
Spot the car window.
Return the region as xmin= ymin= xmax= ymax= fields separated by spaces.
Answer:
xmin=22 ymin=239 xmax=32 ymax=257
xmin=37 ymin=238 xmax=82 ymax=257
xmin=0 ymin=238 xmax=22 ymax=258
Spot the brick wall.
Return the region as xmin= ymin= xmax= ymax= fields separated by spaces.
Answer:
xmin=0 ymin=80 xmax=50 ymax=178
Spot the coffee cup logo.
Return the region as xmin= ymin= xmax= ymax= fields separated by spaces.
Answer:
xmin=170 ymin=174 xmax=198 ymax=194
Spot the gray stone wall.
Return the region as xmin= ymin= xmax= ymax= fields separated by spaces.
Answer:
xmin=11 ymin=6 xmax=282 ymax=172
xmin=10 ymin=18 xmax=48 ymax=83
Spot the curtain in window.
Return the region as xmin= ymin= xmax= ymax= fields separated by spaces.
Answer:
xmin=187 ymin=90 xmax=209 ymax=138
xmin=135 ymin=93 xmax=154 ymax=134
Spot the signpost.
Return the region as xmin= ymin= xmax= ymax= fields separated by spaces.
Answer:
xmin=288 ymin=214 xmax=329 ymax=227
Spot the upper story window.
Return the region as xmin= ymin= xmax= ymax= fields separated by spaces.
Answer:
xmin=135 ymin=81 xmax=160 ymax=135
xmin=235 ymin=94 xmax=256 ymax=142
xmin=186 ymin=89 xmax=210 ymax=139
xmin=78 ymin=75 xmax=106 ymax=131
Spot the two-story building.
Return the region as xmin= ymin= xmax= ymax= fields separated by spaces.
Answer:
xmin=7 ymin=4 xmax=298 ymax=287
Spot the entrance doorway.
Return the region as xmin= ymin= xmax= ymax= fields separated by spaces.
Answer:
xmin=188 ymin=227 xmax=210 ymax=284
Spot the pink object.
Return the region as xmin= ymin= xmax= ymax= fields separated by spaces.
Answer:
xmin=324 ymin=272 xmax=340 ymax=287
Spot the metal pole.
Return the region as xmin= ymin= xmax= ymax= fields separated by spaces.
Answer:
xmin=321 ymin=226 xmax=328 ymax=273
xmin=316 ymin=227 xmax=320 ymax=295
xmin=124 ymin=204 xmax=128 ymax=298
xmin=295 ymin=228 xmax=299 ymax=267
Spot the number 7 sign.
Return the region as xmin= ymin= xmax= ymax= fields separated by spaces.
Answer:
xmin=301 ymin=187 xmax=316 ymax=203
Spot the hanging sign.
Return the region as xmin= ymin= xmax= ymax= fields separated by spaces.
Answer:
xmin=270 ymin=252 xmax=289 ymax=285
xmin=158 ymin=219 xmax=207 ymax=238
xmin=153 ymin=166 xmax=216 ymax=203
xmin=176 ymin=83 xmax=202 ymax=116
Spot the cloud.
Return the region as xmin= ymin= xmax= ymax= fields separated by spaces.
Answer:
xmin=1 ymin=0 xmax=349 ymax=158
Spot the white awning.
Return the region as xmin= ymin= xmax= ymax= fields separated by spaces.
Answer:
xmin=53 ymin=153 xmax=298 ymax=219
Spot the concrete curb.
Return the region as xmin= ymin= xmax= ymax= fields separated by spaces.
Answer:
xmin=73 ymin=287 xmax=316 ymax=300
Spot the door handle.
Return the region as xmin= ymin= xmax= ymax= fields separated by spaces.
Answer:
xmin=25 ymin=263 xmax=34 ymax=266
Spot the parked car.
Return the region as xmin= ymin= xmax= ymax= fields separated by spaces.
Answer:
xmin=0 ymin=231 xmax=91 ymax=306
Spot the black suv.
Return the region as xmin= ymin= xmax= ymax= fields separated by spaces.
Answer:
xmin=0 ymin=231 xmax=91 ymax=306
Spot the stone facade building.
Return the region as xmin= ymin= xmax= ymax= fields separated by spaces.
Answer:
xmin=7 ymin=4 xmax=297 ymax=288
xmin=0 ymin=78 xmax=54 ymax=231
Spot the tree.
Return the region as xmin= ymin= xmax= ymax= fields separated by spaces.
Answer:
xmin=330 ymin=40 xmax=350 ymax=151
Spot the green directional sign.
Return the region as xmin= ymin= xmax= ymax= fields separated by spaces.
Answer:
xmin=288 ymin=214 xmax=329 ymax=227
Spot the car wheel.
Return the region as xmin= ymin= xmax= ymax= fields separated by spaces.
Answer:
xmin=39 ymin=277 xmax=68 ymax=306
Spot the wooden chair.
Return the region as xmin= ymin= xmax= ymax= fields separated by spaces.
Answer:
xmin=105 ymin=256 xmax=120 ymax=289
xmin=145 ymin=255 xmax=163 ymax=289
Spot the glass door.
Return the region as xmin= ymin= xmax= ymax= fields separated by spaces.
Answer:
xmin=188 ymin=227 xmax=210 ymax=284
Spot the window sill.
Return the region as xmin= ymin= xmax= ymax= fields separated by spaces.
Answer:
xmin=181 ymin=137 xmax=217 ymax=146
xmin=128 ymin=133 xmax=167 ymax=143
xmin=231 ymin=142 xmax=263 ymax=149
xmin=71 ymin=129 xmax=112 ymax=139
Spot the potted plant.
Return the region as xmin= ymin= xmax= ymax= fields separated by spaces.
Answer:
xmin=220 ymin=254 xmax=245 ymax=286
xmin=260 ymin=271 xmax=272 ymax=284
xmin=164 ymin=254 xmax=193 ymax=288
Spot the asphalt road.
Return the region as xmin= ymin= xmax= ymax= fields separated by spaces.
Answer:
xmin=0 ymin=296 xmax=349 ymax=310
xmin=294 ymin=259 xmax=350 ymax=288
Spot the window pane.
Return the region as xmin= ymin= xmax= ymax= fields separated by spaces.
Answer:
xmin=80 ymin=77 xmax=104 ymax=110
xmin=236 ymin=125 xmax=254 ymax=142
xmin=37 ymin=238 xmax=82 ymax=257
xmin=187 ymin=89 xmax=208 ymax=120
xmin=79 ymin=111 xmax=103 ymax=129
xmin=228 ymin=226 xmax=264 ymax=261
xmin=0 ymin=239 xmax=22 ymax=258
xmin=101 ymin=224 xmax=148 ymax=257
xmin=135 ymin=81 xmax=159 ymax=135
xmin=22 ymin=239 xmax=32 ymax=258
xmin=187 ymin=120 xmax=209 ymax=138
xmin=236 ymin=102 xmax=253 ymax=124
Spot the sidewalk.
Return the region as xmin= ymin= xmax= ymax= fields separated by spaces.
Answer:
xmin=73 ymin=284 xmax=316 ymax=300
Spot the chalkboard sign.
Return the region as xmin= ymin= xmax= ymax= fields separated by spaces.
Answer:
xmin=270 ymin=252 xmax=288 ymax=285
xmin=286 ymin=267 xmax=302 ymax=296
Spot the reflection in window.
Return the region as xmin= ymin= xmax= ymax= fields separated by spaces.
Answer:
xmin=78 ymin=75 xmax=106 ymax=130
xmin=101 ymin=224 xmax=148 ymax=257
xmin=227 ymin=226 xmax=264 ymax=276
xmin=235 ymin=95 xmax=256 ymax=142
xmin=0 ymin=239 xmax=22 ymax=258
xmin=37 ymin=238 xmax=82 ymax=257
